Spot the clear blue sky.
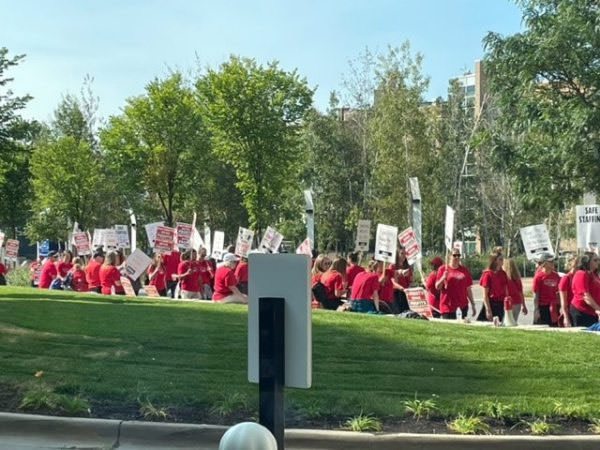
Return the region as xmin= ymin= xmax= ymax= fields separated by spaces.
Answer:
xmin=0 ymin=0 xmax=523 ymax=122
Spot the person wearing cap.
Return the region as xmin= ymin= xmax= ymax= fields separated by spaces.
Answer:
xmin=39 ymin=251 xmax=59 ymax=289
xmin=478 ymin=251 xmax=509 ymax=322
xmin=570 ymin=252 xmax=600 ymax=327
xmin=425 ymin=256 xmax=444 ymax=318
xmin=435 ymin=250 xmax=476 ymax=319
xmin=212 ymin=253 xmax=247 ymax=304
xmin=86 ymin=251 xmax=105 ymax=293
xmin=532 ymin=252 xmax=560 ymax=326
xmin=177 ymin=249 xmax=201 ymax=300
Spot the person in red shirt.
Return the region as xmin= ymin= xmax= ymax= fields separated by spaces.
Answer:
xmin=163 ymin=249 xmax=181 ymax=298
xmin=435 ymin=251 xmax=475 ymax=319
xmin=391 ymin=247 xmax=413 ymax=313
xmin=56 ymin=251 xmax=73 ymax=282
xmin=478 ymin=251 xmax=509 ymax=322
xmin=503 ymin=257 xmax=528 ymax=321
xmin=196 ymin=247 xmax=214 ymax=300
xmin=99 ymin=251 xmax=124 ymax=295
xmin=234 ymin=257 xmax=249 ymax=295
xmin=147 ymin=253 xmax=167 ymax=297
xmin=69 ymin=257 xmax=89 ymax=292
xmin=39 ymin=251 xmax=59 ymax=289
xmin=213 ymin=253 xmax=247 ymax=303
xmin=349 ymin=260 xmax=382 ymax=313
xmin=310 ymin=254 xmax=331 ymax=308
xmin=86 ymin=251 xmax=104 ymax=293
xmin=425 ymin=256 xmax=444 ymax=318
xmin=319 ymin=257 xmax=347 ymax=310
xmin=0 ymin=260 xmax=8 ymax=285
xmin=346 ymin=252 xmax=365 ymax=293
xmin=532 ymin=252 xmax=560 ymax=326
xmin=177 ymin=249 xmax=201 ymax=299
xmin=558 ymin=254 xmax=578 ymax=327
xmin=570 ymin=252 xmax=600 ymax=327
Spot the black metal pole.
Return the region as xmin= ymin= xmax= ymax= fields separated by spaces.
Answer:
xmin=259 ymin=297 xmax=285 ymax=450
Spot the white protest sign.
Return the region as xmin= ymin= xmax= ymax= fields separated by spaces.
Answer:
xmin=259 ymin=226 xmax=284 ymax=254
xmin=405 ymin=287 xmax=432 ymax=318
xmin=520 ymin=224 xmax=554 ymax=261
xmin=154 ymin=226 xmax=175 ymax=253
xmin=445 ymin=206 xmax=455 ymax=251
xmin=176 ymin=222 xmax=193 ymax=249
xmin=102 ymin=229 xmax=118 ymax=249
xmin=212 ymin=231 xmax=225 ymax=260
xmin=398 ymin=227 xmax=421 ymax=265
xmin=73 ymin=232 xmax=91 ymax=256
xmin=123 ymin=249 xmax=152 ymax=281
xmin=453 ymin=241 xmax=464 ymax=255
xmin=204 ymin=225 xmax=212 ymax=257
xmin=5 ymin=239 xmax=19 ymax=260
xmin=374 ymin=224 xmax=398 ymax=263
xmin=144 ymin=222 xmax=164 ymax=248
xmin=576 ymin=205 xmax=600 ymax=250
xmin=114 ymin=225 xmax=130 ymax=249
xmin=235 ymin=227 xmax=254 ymax=258
xmin=0 ymin=231 xmax=5 ymax=249
xmin=92 ymin=229 xmax=106 ymax=249
xmin=120 ymin=277 xmax=136 ymax=297
xmin=296 ymin=238 xmax=313 ymax=256
xmin=355 ymin=220 xmax=371 ymax=252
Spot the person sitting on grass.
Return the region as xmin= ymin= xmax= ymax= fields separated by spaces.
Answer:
xmin=99 ymin=251 xmax=124 ymax=295
xmin=345 ymin=252 xmax=365 ymax=293
xmin=56 ymin=251 xmax=73 ymax=283
xmin=347 ymin=259 xmax=381 ymax=313
xmin=212 ymin=253 xmax=247 ymax=304
xmin=86 ymin=251 xmax=104 ymax=293
xmin=234 ymin=256 xmax=249 ymax=295
xmin=39 ymin=251 xmax=59 ymax=289
xmin=320 ymin=257 xmax=347 ymax=310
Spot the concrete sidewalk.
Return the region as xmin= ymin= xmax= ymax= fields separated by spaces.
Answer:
xmin=2 ymin=412 xmax=600 ymax=450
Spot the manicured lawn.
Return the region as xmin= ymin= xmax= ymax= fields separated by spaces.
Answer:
xmin=0 ymin=286 xmax=598 ymax=425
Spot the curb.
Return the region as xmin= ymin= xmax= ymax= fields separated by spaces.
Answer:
xmin=1 ymin=412 xmax=600 ymax=449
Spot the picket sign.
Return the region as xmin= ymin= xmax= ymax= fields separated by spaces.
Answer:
xmin=73 ymin=232 xmax=91 ymax=256
xmin=212 ymin=231 xmax=225 ymax=260
xmin=144 ymin=285 xmax=160 ymax=297
xmin=176 ymin=223 xmax=193 ymax=249
xmin=235 ymin=227 xmax=254 ymax=258
xmin=5 ymin=239 xmax=19 ymax=260
xmin=398 ymin=227 xmax=421 ymax=265
xmin=114 ymin=225 xmax=130 ymax=249
xmin=120 ymin=277 xmax=136 ymax=297
xmin=123 ymin=249 xmax=152 ymax=281
xmin=405 ymin=287 xmax=432 ymax=318
xmin=154 ymin=226 xmax=176 ymax=253
xmin=576 ymin=205 xmax=600 ymax=250
xmin=374 ymin=224 xmax=398 ymax=263
xmin=145 ymin=222 xmax=164 ymax=248
xmin=520 ymin=224 xmax=553 ymax=261
xmin=259 ymin=226 xmax=283 ymax=253
xmin=444 ymin=206 xmax=455 ymax=251
xmin=296 ymin=238 xmax=313 ymax=256
xmin=355 ymin=220 xmax=371 ymax=252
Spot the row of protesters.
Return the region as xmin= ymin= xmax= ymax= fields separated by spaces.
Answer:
xmin=176 ymin=249 xmax=213 ymax=299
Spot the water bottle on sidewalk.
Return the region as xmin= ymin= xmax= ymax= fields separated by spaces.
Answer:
xmin=456 ymin=307 xmax=463 ymax=321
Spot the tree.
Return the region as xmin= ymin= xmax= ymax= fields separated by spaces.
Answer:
xmin=484 ymin=0 xmax=600 ymax=211
xmin=196 ymin=56 xmax=314 ymax=235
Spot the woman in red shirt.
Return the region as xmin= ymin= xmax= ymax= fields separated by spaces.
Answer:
xmin=69 ymin=257 xmax=89 ymax=292
xmin=435 ymin=251 xmax=475 ymax=319
xmin=177 ymin=250 xmax=201 ymax=299
xmin=390 ymin=247 xmax=412 ymax=314
xmin=320 ymin=257 xmax=347 ymax=310
xmin=310 ymin=254 xmax=331 ymax=308
xmin=349 ymin=260 xmax=382 ymax=313
xmin=478 ymin=251 xmax=509 ymax=322
xmin=570 ymin=252 xmax=600 ymax=327
xmin=346 ymin=252 xmax=365 ymax=293
xmin=234 ymin=257 xmax=249 ymax=295
xmin=425 ymin=256 xmax=444 ymax=318
xmin=197 ymin=247 xmax=214 ymax=299
xmin=39 ymin=251 xmax=59 ymax=289
xmin=532 ymin=252 xmax=560 ymax=326
xmin=147 ymin=253 xmax=167 ymax=297
xmin=99 ymin=252 xmax=124 ymax=295
xmin=558 ymin=255 xmax=578 ymax=327
xmin=503 ymin=257 xmax=527 ymax=321
xmin=0 ymin=260 xmax=8 ymax=285
xmin=212 ymin=253 xmax=247 ymax=303
xmin=56 ymin=251 xmax=73 ymax=282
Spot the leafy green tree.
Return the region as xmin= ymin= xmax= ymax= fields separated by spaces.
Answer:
xmin=484 ymin=0 xmax=600 ymax=211
xmin=196 ymin=56 xmax=314 ymax=235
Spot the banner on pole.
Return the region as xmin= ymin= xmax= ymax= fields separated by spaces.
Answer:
xmin=445 ymin=206 xmax=455 ymax=251
xmin=5 ymin=239 xmax=19 ymax=260
xmin=520 ymin=224 xmax=554 ymax=261
xmin=235 ymin=227 xmax=254 ymax=258
xmin=374 ymin=224 xmax=398 ymax=263
xmin=355 ymin=220 xmax=371 ymax=252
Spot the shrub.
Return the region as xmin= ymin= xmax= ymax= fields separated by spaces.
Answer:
xmin=138 ymin=399 xmax=168 ymax=420
xmin=344 ymin=412 xmax=382 ymax=432
xmin=210 ymin=392 xmax=248 ymax=417
xmin=6 ymin=266 xmax=31 ymax=287
xmin=447 ymin=415 xmax=490 ymax=435
xmin=404 ymin=395 xmax=437 ymax=421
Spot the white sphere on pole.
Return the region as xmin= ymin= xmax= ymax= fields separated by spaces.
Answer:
xmin=218 ymin=422 xmax=278 ymax=450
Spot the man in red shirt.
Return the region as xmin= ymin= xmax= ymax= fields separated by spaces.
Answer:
xmin=213 ymin=253 xmax=247 ymax=304
xmin=85 ymin=251 xmax=104 ymax=293
xmin=39 ymin=251 xmax=59 ymax=289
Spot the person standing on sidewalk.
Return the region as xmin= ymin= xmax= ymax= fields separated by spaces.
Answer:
xmin=558 ymin=254 xmax=578 ymax=327
xmin=532 ymin=252 xmax=560 ymax=326
xmin=503 ymin=257 xmax=528 ymax=321
xmin=435 ymin=250 xmax=476 ymax=319
xmin=570 ymin=252 xmax=600 ymax=327
xmin=478 ymin=251 xmax=509 ymax=322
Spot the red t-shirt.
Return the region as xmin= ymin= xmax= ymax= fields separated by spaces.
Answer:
xmin=164 ymin=251 xmax=181 ymax=282
xmin=235 ymin=261 xmax=248 ymax=283
xmin=148 ymin=265 xmax=167 ymax=292
xmin=178 ymin=261 xmax=200 ymax=292
xmin=71 ymin=269 xmax=88 ymax=292
xmin=213 ymin=266 xmax=238 ymax=301
xmin=533 ymin=270 xmax=560 ymax=306
xmin=311 ymin=273 xmax=322 ymax=287
xmin=506 ymin=277 xmax=524 ymax=305
xmin=321 ymin=270 xmax=344 ymax=300
xmin=571 ymin=270 xmax=600 ymax=317
xmin=480 ymin=269 xmax=508 ymax=301
xmin=197 ymin=259 xmax=212 ymax=285
xmin=0 ymin=263 xmax=7 ymax=277
xmin=30 ymin=261 xmax=40 ymax=282
xmin=56 ymin=262 xmax=73 ymax=278
xmin=39 ymin=260 xmax=58 ymax=289
xmin=558 ymin=272 xmax=575 ymax=307
xmin=391 ymin=264 xmax=412 ymax=289
xmin=99 ymin=265 xmax=123 ymax=295
xmin=378 ymin=268 xmax=394 ymax=303
xmin=346 ymin=264 xmax=365 ymax=288
xmin=436 ymin=265 xmax=473 ymax=313
xmin=425 ymin=270 xmax=440 ymax=310
xmin=350 ymin=272 xmax=379 ymax=300
xmin=86 ymin=260 xmax=102 ymax=289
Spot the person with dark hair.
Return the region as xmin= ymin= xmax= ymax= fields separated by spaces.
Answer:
xmin=99 ymin=252 xmax=124 ymax=295
xmin=389 ymin=247 xmax=412 ymax=313
xmin=163 ymin=249 xmax=181 ymax=298
xmin=234 ymin=256 xmax=249 ymax=295
xmin=39 ymin=251 xmax=59 ymax=289
xmin=178 ymin=249 xmax=200 ymax=299
xmin=70 ymin=257 xmax=88 ymax=292
xmin=346 ymin=252 xmax=365 ymax=293
xmin=478 ymin=251 xmax=509 ymax=322
xmin=532 ymin=252 xmax=560 ymax=326
xmin=320 ymin=257 xmax=347 ymax=310
xmin=86 ymin=251 xmax=104 ymax=293
xmin=559 ymin=255 xmax=578 ymax=327
xmin=503 ymin=257 xmax=527 ymax=321
xmin=56 ymin=251 xmax=73 ymax=282
xmin=425 ymin=256 xmax=444 ymax=318
xmin=147 ymin=253 xmax=167 ymax=297
xmin=197 ymin=247 xmax=214 ymax=299
xmin=435 ymin=250 xmax=475 ymax=319
xmin=349 ymin=259 xmax=382 ymax=313
xmin=570 ymin=252 xmax=600 ymax=327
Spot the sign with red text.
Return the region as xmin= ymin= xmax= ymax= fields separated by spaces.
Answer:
xmin=120 ymin=277 xmax=136 ymax=297
xmin=296 ymin=238 xmax=313 ymax=256
xmin=176 ymin=223 xmax=193 ymax=249
xmin=5 ymin=239 xmax=19 ymax=259
xmin=398 ymin=227 xmax=421 ymax=265
xmin=154 ymin=226 xmax=176 ymax=253
xmin=259 ymin=226 xmax=283 ymax=254
xmin=405 ymin=287 xmax=432 ymax=318
xmin=235 ymin=227 xmax=254 ymax=258
xmin=73 ymin=232 xmax=91 ymax=256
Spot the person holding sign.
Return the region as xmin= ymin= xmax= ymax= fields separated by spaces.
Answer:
xmin=212 ymin=253 xmax=247 ymax=304
xmin=178 ymin=250 xmax=201 ymax=299
xmin=570 ymin=253 xmax=600 ymax=327
xmin=425 ymin=256 xmax=444 ymax=318
xmin=147 ymin=253 xmax=167 ymax=297
xmin=532 ymin=252 xmax=560 ymax=326
xmin=435 ymin=251 xmax=475 ymax=319
xmin=320 ymin=257 xmax=347 ymax=310
xmin=99 ymin=252 xmax=124 ymax=295
xmin=477 ymin=251 xmax=509 ymax=322
xmin=558 ymin=255 xmax=578 ymax=327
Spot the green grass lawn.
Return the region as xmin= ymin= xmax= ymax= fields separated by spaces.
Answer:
xmin=0 ymin=286 xmax=598 ymax=425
